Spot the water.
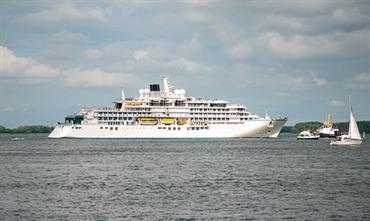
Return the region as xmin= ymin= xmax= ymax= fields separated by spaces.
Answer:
xmin=0 ymin=134 xmax=369 ymax=220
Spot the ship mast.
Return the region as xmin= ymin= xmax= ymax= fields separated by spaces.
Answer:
xmin=163 ymin=77 xmax=173 ymax=97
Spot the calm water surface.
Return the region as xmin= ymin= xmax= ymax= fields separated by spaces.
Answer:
xmin=0 ymin=134 xmax=369 ymax=220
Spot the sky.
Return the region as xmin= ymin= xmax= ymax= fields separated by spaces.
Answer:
xmin=0 ymin=0 xmax=369 ymax=128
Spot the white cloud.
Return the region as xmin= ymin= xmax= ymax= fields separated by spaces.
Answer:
xmin=16 ymin=2 xmax=106 ymax=24
xmin=85 ymin=48 xmax=102 ymax=61
xmin=133 ymin=50 xmax=148 ymax=61
xmin=349 ymin=72 xmax=370 ymax=89
xmin=263 ymin=14 xmax=305 ymax=31
xmin=84 ymin=42 xmax=133 ymax=64
xmin=331 ymin=7 xmax=369 ymax=25
xmin=259 ymin=30 xmax=369 ymax=61
xmin=0 ymin=45 xmax=136 ymax=87
xmin=183 ymin=10 xmax=211 ymax=24
xmin=179 ymin=33 xmax=200 ymax=53
xmin=259 ymin=32 xmax=337 ymax=60
xmin=62 ymin=68 xmax=134 ymax=87
xmin=0 ymin=106 xmax=16 ymax=113
xmin=329 ymin=100 xmax=345 ymax=108
xmin=0 ymin=45 xmax=59 ymax=80
xmin=176 ymin=58 xmax=201 ymax=73
xmin=285 ymin=75 xmax=328 ymax=89
xmin=226 ymin=41 xmax=252 ymax=59
xmin=313 ymin=78 xmax=328 ymax=87
xmin=354 ymin=72 xmax=370 ymax=83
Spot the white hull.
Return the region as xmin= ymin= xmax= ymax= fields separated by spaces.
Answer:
xmin=330 ymin=139 xmax=362 ymax=146
xmin=49 ymin=119 xmax=287 ymax=139
xmin=297 ymin=130 xmax=319 ymax=140
xmin=297 ymin=136 xmax=319 ymax=140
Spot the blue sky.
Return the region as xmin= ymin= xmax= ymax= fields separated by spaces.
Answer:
xmin=0 ymin=0 xmax=369 ymax=127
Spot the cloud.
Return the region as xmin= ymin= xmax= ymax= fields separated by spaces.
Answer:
xmin=349 ymin=72 xmax=370 ymax=89
xmin=0 ymin=106 xmax=16 ymax=113
xmin=259 ymin=30 xmax=369 ymax=61
xmin=176 ymin=58 xmax=201 ymax=73
xmin=16 ymin=2 xmax=106 ymax=25
xmin=179 ymin=33 xmax=200 ymax=53
xmin=85 ymin=48 xmax=102 ymax=61
xmin=262 ymin=14 xmax=305 ymax=32
xmin=0 ymin=45 xmax=135 ymax=87
xmin=313 ymin=78 xmax=328 ymax=87
xmin=354 ymin=72 xmax=370 ymax=83
xmin=0 ymin=45 xmax=59 ymax=80
xmin=133 ymin=50 xmax=148 ymax=61
xmin=331 ymin=7 xmax=369 ymax=27
xmin=259 ymin=32 xmax=337 ymax=60
xmin=329 ymin=100 xmax=345 ymax=108
xmin=62 ymin=68 xmax=134 ymax=87
xmin=182 ymin=10 xmax=211 ymax=24
xmin=226 ymin=41 xmax=252 ymax=59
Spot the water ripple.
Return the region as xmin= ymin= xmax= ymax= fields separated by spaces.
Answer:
xmin=0 ymin=134 xmax=369 ymax=220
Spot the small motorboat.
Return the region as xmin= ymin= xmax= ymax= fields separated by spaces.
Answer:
xmin=11 ymin=137 xmax=25 ymax=141
xmin=297 ymin=130 xmax=320 ymax=140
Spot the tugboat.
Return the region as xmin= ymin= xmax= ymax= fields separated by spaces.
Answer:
xmin=318 ymin=114 xmax=340 ymax=138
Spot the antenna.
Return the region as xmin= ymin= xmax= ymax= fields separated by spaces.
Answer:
xmin=265 ymin=110 xmax=271 ymax=120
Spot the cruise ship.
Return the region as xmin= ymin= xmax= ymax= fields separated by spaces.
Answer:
xmin=48 ymin=78 xmax=288 ymax=138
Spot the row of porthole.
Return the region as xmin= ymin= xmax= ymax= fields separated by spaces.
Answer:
xmin=100 ymin=127 xmax=118 ymax=130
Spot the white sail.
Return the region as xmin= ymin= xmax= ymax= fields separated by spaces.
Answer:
xmin=330 ymin=96 xmax=362 ymax=146
xmin=349 ymin=106 xmax=362 ymax=140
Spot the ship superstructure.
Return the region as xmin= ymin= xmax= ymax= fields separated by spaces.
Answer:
xmin=318 ymin=113 xmax=340 ymax=138
xmin=49 ymin=78 xmax=287 ymax=138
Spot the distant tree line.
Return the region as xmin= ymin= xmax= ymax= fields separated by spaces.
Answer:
xmin=334 ymin=121 xmax=370 ymax=134
xmin=282 ymin=121 xmax=370 ymax=134
xmin=0 ymin=125 xmax=54 ymax=133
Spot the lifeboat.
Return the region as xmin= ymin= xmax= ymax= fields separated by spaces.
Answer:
xmin=177 ymin=118 xmax=188 ymax=125
xmin=139 ymin=117 xmax=158 ymax=125
xmin=161 ymin=117 xmax=175 ymax=125
xmin=125 ymin=102 xmax=142 ymax=106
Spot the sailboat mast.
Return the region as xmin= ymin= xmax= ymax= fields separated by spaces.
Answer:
xmin=348 ymin=96 xmax=351 ymax=137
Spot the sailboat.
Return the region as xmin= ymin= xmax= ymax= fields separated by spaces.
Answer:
xmin=330 ymin=96 xmax=362 ymax=146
